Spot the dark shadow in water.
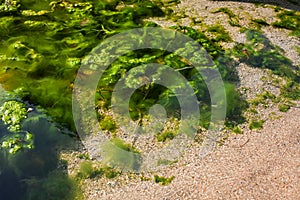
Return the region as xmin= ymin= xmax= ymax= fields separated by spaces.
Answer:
xmin=0 ymin=168 xmax=24 ymax=200
xmin=0 ymin=106 xmax=80 ymax=200
xmin=234 ymin=29 xmax=299 ymax=82
xmin=211 ymin=0 xmax=300 ymax=11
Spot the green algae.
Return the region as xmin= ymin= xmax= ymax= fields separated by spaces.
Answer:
xmin=206 ymin=24 xmax=233 ymax=42
xmin=156 ymin=131 xmax=175 ymax=142
xmin=272 ymin=10 xmax=300 ymax=38
xmin=0 ymin=0 xmax=299 ymax=199
xmin=154 ymin=174 xmax=175 ymax=185
xmin=251 ymin=18 xmax=269 ymax=30
xmin=0 ymin=100 xmax=27 ymax=132
xmin=0 ymin=100 xmax=34 ymax=154
xmin=0 ymin=1 xmax=255 ymax=199
xmin=0 ymin=0 xmax=173 ymax=131
xmin=249 ymin=119 xmax=264 ymax=130
xmin=230 ymin=29 xmax=300 ymax=101
xmin=232 ymin=29 xmax=299 ymax=82
xmin=0 ymin=98 xmax=78 ymax=199
xmin=101 ymin=137 xmax=142 ymax=171
xmin=94 ymin=25 xmax=247 ymax=130
xmin=0 ymin=0 xmax=247 ymax=135
xmin=25 ymin=171 xmax=83 ymax=200
xmin=212 ymin=7 xmax=241 ymax=27
xmin=280 ymin=81 xmax=300 ymax=100
xmin=212 ymin=7 xmax=236 ymax=18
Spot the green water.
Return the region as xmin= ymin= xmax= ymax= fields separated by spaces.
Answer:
xmin=0 ymin=0 xmax=167 ymax=130
xmin=0 ymin=0 xmax=175 ymax=199
xmin=0 ymin=88 xmax=79 ymax=200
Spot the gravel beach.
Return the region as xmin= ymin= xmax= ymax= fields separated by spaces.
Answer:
xmin=61 ymin=1 xmax=300 ymax=199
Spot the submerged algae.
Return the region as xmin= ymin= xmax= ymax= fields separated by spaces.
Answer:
xmin=0 ymin=0 xmax=171 ymax=131
xmin=0 ymin=1 xmax=179 ymax=199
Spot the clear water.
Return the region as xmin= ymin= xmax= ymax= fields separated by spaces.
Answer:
xmin=1 ymin=0 xmax=298 ymax=199
xmin=0 ymin=0 xmax=167 ymax=199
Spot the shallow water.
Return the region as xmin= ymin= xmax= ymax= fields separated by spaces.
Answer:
xmin=1 ymin=0 xmax=299 ymax=199
xmin=0 ymin=0 xmax=169 ymax=199
xmin=0 ymin=84 xmax=78 ymax=199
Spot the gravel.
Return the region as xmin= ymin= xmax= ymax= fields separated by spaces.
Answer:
xmin=63 ymin=1 xmax=300 ymax=199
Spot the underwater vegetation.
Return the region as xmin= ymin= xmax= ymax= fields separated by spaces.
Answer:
xmin=0 ymin=0 xmax=249 ymax=134
xmin=212 ymin=7 xmax=241 ymax=27
xmin=0 ymin=1 xmax=182 ymax=198
xmin=0 ymin=0 xmax=249 ymax=137
xmin=0 ymin=0 xmax=174 ymax=131
xmin=25 ymin=171 xmax=83 ymax=200
xmin=232 ymin=29 xmax=300 ymax=83
xmin=100 ymin=137 xmax=142 ymax=171
xmin=1 ymin=0 xmax=250 ymax=179
xmin=154 ymin=174 xmax=175 ymax=185
xmin=249 ymin=119 xmax=264 ymax=130
xmin=0 ymin=0 xmax=298 ymax=198
xmin=156 ymin=130 xmax=176 ymax=142
xmin=76 ymin=160 xmax=120 ymax=179
xmin=0 ymin=98 xmax=78 ymax=200
xmin=0 ymin=100 xmax=34 ymax=154
xmin=95 ymin=25 xmax=246 ymax=131
xmin=272 ymin=9 xmax=300 ymax=38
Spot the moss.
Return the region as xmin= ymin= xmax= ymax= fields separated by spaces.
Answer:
xmin=170 ymin=10 xmax=187 ymax=22
xmin=140 ymin=176 xmax=151 ymax=181
xmin=157 ymin=159 xmax=178 ymax=166
xmin=250 ymin=91 xmax=277 ymax=106
xmin=217 ymin=132 xmax=230 ymax=146
xmin=99 ymin=115 xmax=117 ymax=132
xmin=263 ymin=91 xmax=276 ymax=100
xmin=248 ymin=108 xmax=258 ymax=114
xmin=228 ymin=19 xmax=241 ymax=27
xmin=212 ymin=7 xmax=241 ymax=27
xmin=26 ymin=171 xmax=83 ymax=200
xmin=170 ymin=26 xmax=223 ymax=59
xmin=189 ymin=17 xmax=202 ymax=26
xmin=0 ymin=0 xmax=21 ymax=14
xmin=278 ymin=104 xmax=290 ymax=112
xmin=232 ymin=30 xmax=299 ymax=82
xmin=101 ymin=137 xmax=141 ymax=171
xmin=252 ymin=18 xmax=269 ymax=29
xmin=294 ymin=46 xmax=300 ymax=56
xmin=0 ymin=100 xmax=35 ymax=154
xmin=102 ymin=166 xmax=120 ymax=179
xmin=0 ymin=100 xmax=27 ymax=132
xmin=271 ymin=10 xmax=300 ymax=38
xmin=207 ymin=24 xmax=232 ymax=42
xmin=111 ymin=137 xmax=139 ymax=153
xmin=77 ymin=153 xmax=90 ymax=160
xmin=154 ymin=175 xmax=175 ymax=185
xmin=77 ymin=161 xmax=95 ymax=179
xmin=156 ymin=131 xmax=175 ymax=142
xmin=212 ymin=7 xmax=235 ymax=18
xmin=252 ymin=19 xmax=269 ymax=26
xmin=232 ymin=126 xmax=242 ymax=134
xmin=194 ymin=129 xmax=205 ymax=144
xmin=280 ymin=81 xmax=300 ymax=100
xmin=249 ymin=120 xmax=264 ymax=130
xmin=76 ymin=161 xmax=120 ymax=179
xmin=278 ymin=100 xmax=296 ymax=112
